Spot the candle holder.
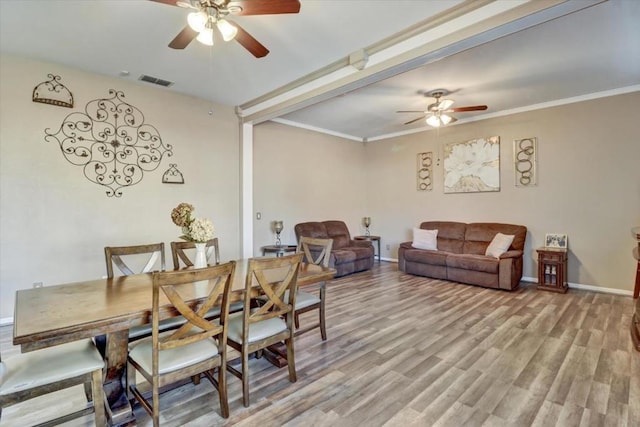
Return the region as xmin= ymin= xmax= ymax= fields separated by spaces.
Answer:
xmin=363 ymin=217 xmax=371 ymax=236
xmin=273 ymin=220 xmax=284 ymax=246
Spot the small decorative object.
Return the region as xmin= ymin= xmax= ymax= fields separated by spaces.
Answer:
xmin=45 ymin=89 xmax=173 ymax=197
xmin=33 ymin=73 xmax=74 ymax=108
xmin=171 ymin=203 xmax=214 ymax=268
xmin=162 ymin=164 xmax=185 ymax=184
xmin=545 ymin=233 xmax=568 ymax=249
xmin=417 ymin=152 xmax=433 ymax=191
xmin=363 ymin=217 xmax=371 ymax=236
xmin=514 ymin=137 xmax=537 ymax=186
xmin=444 ymin=136 xmax=500 ymax=194
xmin=273 ymin=220 xmax=284 ymax=246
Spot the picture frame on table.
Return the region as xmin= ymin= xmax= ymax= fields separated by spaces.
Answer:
xmin=545 ymin=233 xmax=568 ymax=249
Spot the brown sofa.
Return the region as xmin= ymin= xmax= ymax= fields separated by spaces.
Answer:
xmin=294 ymin=220 xmax=374 ymax=277
xmin=398 ymin=221 xmax=527 ymax=290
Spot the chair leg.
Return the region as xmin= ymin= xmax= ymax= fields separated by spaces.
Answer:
xmin=91 ymin=369 xmax=106 ymax=427
xmin=294 ymin=312 xmax=300 ymax=329
xmin=191 ymin=374 xmax=201 ymax=385
xmin=242 ymin=347 xmax=250 ymax=407
xmin=126 ymin=361 xmax=136 ymax=401
xmin=152 ymin=378 xmax=160 ymax=427
xmin=83 ymin=381 xmax=93 ymax=403
xmin=218 ymin=365 xmax=229 ymax=418
xmin=285 ymin=336 xmax=297 ymax=383
xmin=320 ymin=284 xmax=327 ymax=341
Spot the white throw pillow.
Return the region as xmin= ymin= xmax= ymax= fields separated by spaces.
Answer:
xmin=485 ymin=233 xmax=515 ymax=258
xmin=412 ymin=228 xmax=438 ymax=250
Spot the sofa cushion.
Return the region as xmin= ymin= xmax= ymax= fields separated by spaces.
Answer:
xmin=485 ymin=233 xmax=515 ymax=258
xmin=332 ymin=249 xmax=355 ymax=265
xmin=465 ymin=223 xmax=527 ymax=254
xmin=446 ymin=253 xmax=499 ymax=274
xmin=420 ymin=221 xmax=465 ymax=253
xmin=323 ymin=220 xmax=352 ymax=249
xmin=403 ymin=248 xmax=448 ymax=266
xmin=412 ymin=228 xmax=438 ymax=250
xmin=294 ymin=222 xmax=329 ymax=239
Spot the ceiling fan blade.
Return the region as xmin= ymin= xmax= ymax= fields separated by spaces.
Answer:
xmin=397 ymin=110 xmax=426 ymax=113
xmin=231 ymin=21 xmax=269 ymax=57
xmin=229 ymin=0 xmax=301 ymax=15
xmin=450 ymin=105 xmax=488 ymax=112
xmin=169 ymin=26 xmax=199 ymax=49
xmin=149 ymin=0 xmax=181 ymax=6
xmin=404 ymin=116 xmax=426 ymax=125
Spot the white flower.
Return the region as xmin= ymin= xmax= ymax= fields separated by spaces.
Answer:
xmin=188 ymin=218 xmax=214 ymax=243
xmin=444 ymin=139 xmax=499 ymax=189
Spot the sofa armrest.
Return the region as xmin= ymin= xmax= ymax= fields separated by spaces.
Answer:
xmin=399 ymin=241 xmax=413 ymax=250
xmin=350 ymin=240 xmax=374 ymax=248
xmin=499 ymin=250 xmax=523 ymax=259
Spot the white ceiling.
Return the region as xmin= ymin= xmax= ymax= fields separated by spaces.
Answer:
xmin=1 ymin=0 xmax=639 ymax=141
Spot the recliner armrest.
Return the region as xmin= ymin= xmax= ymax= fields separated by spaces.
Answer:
xmin=499 ymin=250 xmax=523 ymax=259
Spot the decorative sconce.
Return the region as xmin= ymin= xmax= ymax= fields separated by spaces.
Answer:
xmin=273 ymin=220 xmax=284 ymax=246
xmin=33 ymin=74 xmax=74 ymax=108
xmin=363 ymin=217 xmax=371 ymax=236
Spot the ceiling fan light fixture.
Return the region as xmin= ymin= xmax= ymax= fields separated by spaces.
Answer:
xmin=426 ymin=115 xmax=441 ymax=127
xmin=439 ymin=99 xmax=454 ymax=110
xmin=196 ymin=27 xmax=215 ymax=46
xmin=217 ymin=19 xmax=238 ymax=42
xmin=187 ymin=11 xmax=208 ymax=32
xmin=440 ymin=114 xmax=452 ymax=125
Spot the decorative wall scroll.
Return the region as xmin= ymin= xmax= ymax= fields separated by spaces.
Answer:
xmin=417 ymin=152 xmax=433 ymax=191
xmin=162 ymin=164 xmax=184 ymax=184
xmin=514 ymin=137 xmax=537 ymax=186
xmin=33 ymin=74 xmax=74 ymax=108
xmin=45 ymin=89 xmax=173 ymax=197
xmin=444 ymin=136 xmax=500 ymax=193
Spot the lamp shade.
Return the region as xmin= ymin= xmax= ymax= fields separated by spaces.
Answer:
xmin=187 ymin=11 xmax=208 ymax=32
xmin=217 ymin=19 xmax=238 ymax=41
xmin=196 ymin=27 xmax=214 ymax=46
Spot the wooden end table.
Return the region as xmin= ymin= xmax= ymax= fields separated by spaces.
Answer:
xmin=354 ymin=235 xmax=381 ymax=263
xmin=536 ymin=247 xmax=568 ymax=293
xmin=261 ymin=244 xmax=297 ymax=257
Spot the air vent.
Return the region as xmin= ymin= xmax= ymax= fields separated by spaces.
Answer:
xmin=138 ymin=74 xmax=174 ymax=87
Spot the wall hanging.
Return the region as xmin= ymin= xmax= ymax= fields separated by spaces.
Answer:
xmin=417 ymin=152 xmax=433 ymax=191
xmin=513 ymin=137 xmax=537 ymax=186
xmin=443 ymin=136 xmax=500 ymax=193
xmin=45 ymin=89 xmax=173 ymax=197
xmin=162 ymin=164 xmax=185 ymax=184
xmin=32 ymin=74 xmax=74 ymax=108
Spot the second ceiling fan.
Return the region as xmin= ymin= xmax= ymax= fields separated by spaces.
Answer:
xmin=398 ymin=89 xmax=488 ymax=127
xmin=151 ymin=0 xmax=301 ymax=58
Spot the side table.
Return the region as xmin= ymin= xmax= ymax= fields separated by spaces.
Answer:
xmin=262 ymin=245 xmax=297 ymax=257
xmin=354 ymin=235 xmax=381 ymax=263
xmin=536 ymin=247 xmax=568 ymax=293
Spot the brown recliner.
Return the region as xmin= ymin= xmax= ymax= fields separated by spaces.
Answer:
xmin=294 ymin=221 xmax=374 ymax=277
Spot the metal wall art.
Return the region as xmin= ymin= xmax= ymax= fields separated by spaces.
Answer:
xmin=45 ymin=89 xmax=173 ymax=197
xmin=33 ymin=74 xmax=74 ymax=108
xmin=162 ymin=164 xmax=184 ymax=184
xmin=417 ymin=152 xmax=433 ymax=191
xmin=444 ymin=136 xmax=500 ymax=193
xmin=513 ymin=137 xmax=537 ymax=186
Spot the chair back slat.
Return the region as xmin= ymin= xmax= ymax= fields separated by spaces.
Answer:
xmin=152 ymin=262 xmax=235 ymax=353
xmin=242 ymin=254 xmax=303 ymax=326
xmin=105 ymin=243 xmax=165 ymax=278
xmin=170 ymin=238 xmax=220 ymax=270
xmin=297 ymin=236 xmax=333 ymax=267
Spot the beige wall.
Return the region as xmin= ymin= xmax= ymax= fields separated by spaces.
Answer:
xmin=252 ymin=121 xmax=367 ymax=253
xmin=364 ymin=92 xmax=640 ymax=292
xmin=0 ymin=55 xmax=240 ymax=320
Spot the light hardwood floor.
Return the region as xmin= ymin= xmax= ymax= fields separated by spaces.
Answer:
xmin=1 ymin=262 xmax=639 ymax=426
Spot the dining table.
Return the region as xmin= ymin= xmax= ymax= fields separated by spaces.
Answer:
xmin=13 ymin=258 xmax=336 ymax=426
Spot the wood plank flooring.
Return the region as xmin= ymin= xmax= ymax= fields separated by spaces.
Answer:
xmin=1 ymin=262 xmax=639 ymax=426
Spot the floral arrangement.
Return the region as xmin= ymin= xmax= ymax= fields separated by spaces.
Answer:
xmin=171 ymin=202 xmax=214 ymax=243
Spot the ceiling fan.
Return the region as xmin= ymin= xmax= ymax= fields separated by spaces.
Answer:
xmin=397 ymin=89 xmax=488 ymax=127
xmin=150 ymin=0 xmax=301 ymax=58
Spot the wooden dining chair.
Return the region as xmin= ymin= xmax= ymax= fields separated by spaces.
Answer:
xmin=171 ymin=238 xmax=220 ymax=270
xmin=227 ymin=253 xmax=303 ymax=407
xmin=0 ymin=339 xmax=106 ymax=426
xmin=295 ymin=236 xmax=333 ymax=340
xmin=104 ymin=242 xmax=166 ymax=278
xmin=104 ymin=243 xmax=176 ymax=341
xmin=127 ymin=262 xmax=236 ymax=426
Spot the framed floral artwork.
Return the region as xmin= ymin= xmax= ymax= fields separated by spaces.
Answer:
xmin=443 ymin=136 xmax=500 ymax=193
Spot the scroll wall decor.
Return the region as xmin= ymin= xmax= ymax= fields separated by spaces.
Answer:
xmin=417 ymin=152 xmax=433 ymax=191
xmin=45 ymin=89 xmax=173 ymax=197
xmin=513 ymin=137 xmax=537 ymax=186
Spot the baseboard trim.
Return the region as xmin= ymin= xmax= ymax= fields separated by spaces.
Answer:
xmin=521 ymin=276 xmax=633 ymax=296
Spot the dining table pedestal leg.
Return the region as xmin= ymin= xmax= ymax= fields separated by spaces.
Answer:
xmin=104 ymin=330 xmax=136 ymax=426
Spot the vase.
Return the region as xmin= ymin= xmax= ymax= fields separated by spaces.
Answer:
xmin=194 ymin=242 xmax=207 ymax=269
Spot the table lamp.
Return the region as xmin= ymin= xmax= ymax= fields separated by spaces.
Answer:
xmin=363 ymin=217 xmax=371 ymax=236
xmin=274 ymin=220 xmax=284 ymax=246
